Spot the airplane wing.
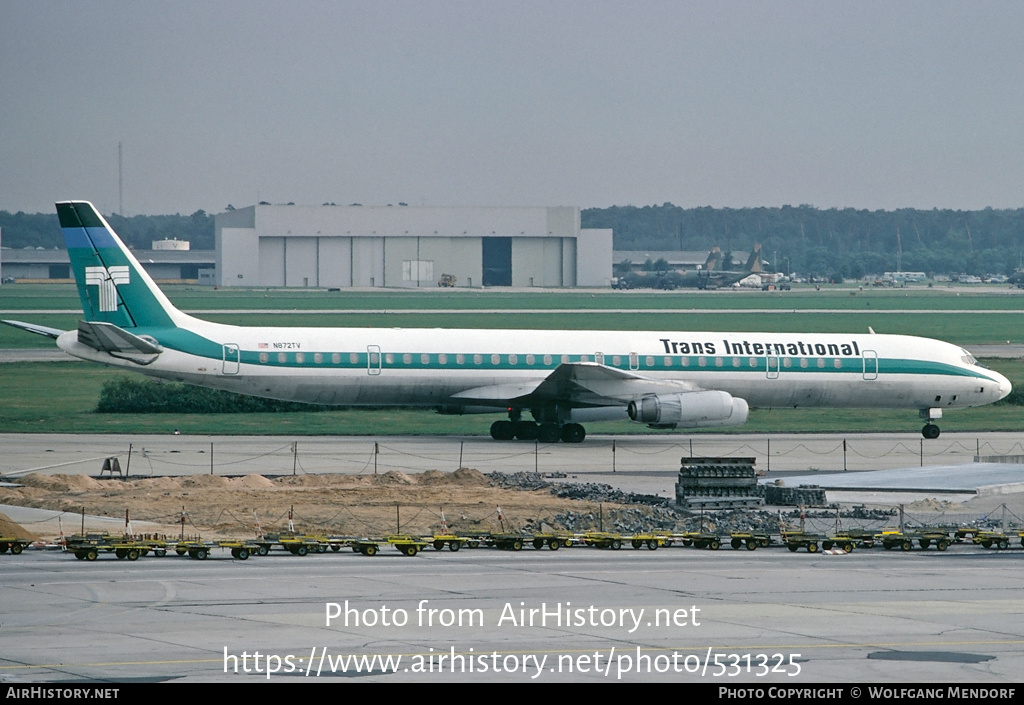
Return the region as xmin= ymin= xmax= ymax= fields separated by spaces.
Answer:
xmin=450 ymin=362 xmax=700 ymax=408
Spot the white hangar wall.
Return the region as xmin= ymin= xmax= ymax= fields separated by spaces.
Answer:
xmin=214 ymin=204 xmax=610 ymax=288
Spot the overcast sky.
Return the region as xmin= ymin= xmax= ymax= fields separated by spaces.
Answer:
xmin=2 ymin=1 xmax=1022 ymax=216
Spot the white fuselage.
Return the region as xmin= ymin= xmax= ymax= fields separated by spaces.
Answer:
xmin=57 ymin=315 xmax=1010 ymax=419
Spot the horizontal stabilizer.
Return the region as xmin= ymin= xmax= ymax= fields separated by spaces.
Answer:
xmin=77 ymin=320 xmax=163 ymax=355
xmin=1 ymin=320 xmax=67 ymax=339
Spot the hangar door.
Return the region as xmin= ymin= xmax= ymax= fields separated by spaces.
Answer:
xmin=482 ymin=237 xmax=512 ymax=286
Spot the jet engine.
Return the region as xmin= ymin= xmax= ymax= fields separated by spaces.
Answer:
xmin=627 ymin=390 xmax=749 ymax=429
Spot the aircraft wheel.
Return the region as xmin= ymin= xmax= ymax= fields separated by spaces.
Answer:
xmin=922 ymin=424 xmax=941 ymax=439
xmin=537 ymin=423 xmax=561 ymax=443
xmin=561 ymin=423 xmax=586 ymax=443
xmin=490 ymin=420 xmax=515 ymax=441
xmin=514 ymin=421 xmax=539 ymax=441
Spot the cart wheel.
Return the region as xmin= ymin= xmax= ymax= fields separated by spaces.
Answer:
xmin=74 ymin=551 xmax=85 ymax=560
xmin=998 ymin=539 xmax=1009 ymax=550
xmin=534 ymin=539 xmax=545 ymax=550
xmin=468 ymin=541 xmax=480 ymax=549
xmin=788 ymin=544 xmax=798 ymax=552
xmin=237 ymin=548 xmax=249 ymax=560
xmin=807 ymin=542 xmax=818 ymax=553
xmin=295 ymin=545 xmax=309 ymax=557
xmin=257 ymin=545 xmax=269 ymax=556
xmin=154 ymin=549 xmax=166 ymax=557
xmin=434 ymin=540 xmax=446 ymax=551
xmin=195 ymin=548 xmax=209 ymax=560
xmin=746 ymin=540 xmax=757 ymax=551
xmin=611 ymin=539 xmax=622 ymax=550
xmin=363 ymin=544 xmax=378 ymax=556
xmin=407 ymin=545 xmax=419 ymax=556
xmin=549 ymin=540 xmax=560 ymax=551
xmin=448 ymin=541 xmax=461 ymax=552
xmin=731 ymin=538 xmax=742 ymax=549
xmin=936 ymin=540 xmax=949 ymax=551
xmin=10 ymin=543 xmax=24 ymax=556
xmin=648 ymin=540 xmax=659 ymax=550
xmin=115 ymin=549 xmax=127 ymax=560
xmin=512 ymin=539 xmax=523 ymax=551
xmin=632 ymin=540 xmax=643 ymax=549
xmin=901 ymin=540 xmax=912 ymax=551
xmin=127 ymin=548 xmax=140 ymax=561
xmin=822 ymin=541 xmax=833 ymax=551
xmin=86 ymin=549 xmax=98 ymax=561
xmin=843 ymin=543 xmax=854 ymax=553
xmin=331 ymin=544 xmax=341 ymax=552
xmin=708 ymin=539 xmax=720 ymax=550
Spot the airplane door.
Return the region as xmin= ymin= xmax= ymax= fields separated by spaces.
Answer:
xmin=222 ymin=344 xmax=240 ymax=375
xmin=367 ymin=345 xmax=382 ymax=375
xmin=766 ymin=355 xmax=780 ymax=379
xmin=862 ymin=350 xmax=878 ymax=380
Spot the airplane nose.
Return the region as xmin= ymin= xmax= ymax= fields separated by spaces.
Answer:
xmin=996 ymin=373 xmax=1013 ymax=401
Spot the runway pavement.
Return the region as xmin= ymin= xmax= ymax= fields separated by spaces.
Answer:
xmin=2 ymin=432 xmax=1023 ymax=685
xmin=1 ymin=541 xmax=1021 ymax=684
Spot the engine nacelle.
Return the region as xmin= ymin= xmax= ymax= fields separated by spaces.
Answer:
xmin=627 ymin=391 xmax=749 ymax=428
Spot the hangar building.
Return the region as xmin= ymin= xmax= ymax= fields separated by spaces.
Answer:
xmin=214 ymin=204 xmax=611 ymax=288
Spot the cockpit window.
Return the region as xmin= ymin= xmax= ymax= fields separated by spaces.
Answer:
xmin=960 ymin=349 xmax=977 ymax=366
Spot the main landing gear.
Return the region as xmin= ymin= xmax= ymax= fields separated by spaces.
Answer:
xmin=489 ymin=417 xmax=586 ymax=443
xmin=921 ymin=423 xmax=941 ymax=439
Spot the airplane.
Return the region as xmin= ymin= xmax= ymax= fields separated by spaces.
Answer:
xmin=2 ymin=201 xmax=1011 ymax=443
xmin=623 ymin=245 xmax=763 ymax=290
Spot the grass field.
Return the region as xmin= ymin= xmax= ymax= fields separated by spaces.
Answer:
xmin=2 ymin=283 xmax=1022 ymax=435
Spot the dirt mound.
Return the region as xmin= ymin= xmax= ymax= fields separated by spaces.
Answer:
xmin=18 ymin=474 xmax=102 ymax=492
xmin=229 ymin=474 xmax=276 ymax=489
xmin=181 ymin=475 xmax=229 ymax=488
xmin=0 ymin=512 xmax=39 ymax=541
xmin=452 ymin=468 xmax=487 ymax=485
xmin=377 ymin=471 xmax=415 ymax=485
xmin=418 ymin=470 xmax=449 ymax=485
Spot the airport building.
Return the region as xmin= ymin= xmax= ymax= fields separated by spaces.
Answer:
xmin=214 ymin=204 xmax=612 ymax=288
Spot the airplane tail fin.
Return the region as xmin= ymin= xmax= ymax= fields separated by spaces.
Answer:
xmin=57 ymin=201 xmax=187 ymax=330
xmin=743 ymin=243 xmax=763 ymax=274
xmin=703 ymin=247 xmax=722 ymax=273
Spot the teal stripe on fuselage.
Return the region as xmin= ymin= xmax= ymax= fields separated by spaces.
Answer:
xmin=140 ymin=331 xmax=998 ymax=383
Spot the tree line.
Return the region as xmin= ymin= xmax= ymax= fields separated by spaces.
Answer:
xmin=583 ymin=204 xmax=1024 ymax=280
xmin=0 ymin=210 xmax=214 ymax=251
xmin=4 ymin=203 xmax=1024 ymax=279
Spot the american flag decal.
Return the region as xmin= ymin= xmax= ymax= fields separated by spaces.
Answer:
xmin=84 ymin=265 xmax=130 ymax=312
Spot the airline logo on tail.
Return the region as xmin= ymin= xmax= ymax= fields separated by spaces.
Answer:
xmin=85 ymin=265 xmax=130 ymax=312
